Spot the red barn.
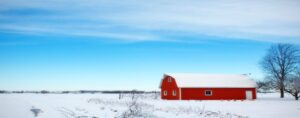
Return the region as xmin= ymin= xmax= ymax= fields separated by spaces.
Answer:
xmin=160 ymin=73 xmax=257 ymax=100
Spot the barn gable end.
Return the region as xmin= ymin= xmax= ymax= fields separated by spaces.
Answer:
xmin=160 ymin=75 xmax=180 ymax=100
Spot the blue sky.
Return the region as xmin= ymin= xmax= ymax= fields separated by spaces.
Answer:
xmin=0 ymin=0 xmax=300 ymax=90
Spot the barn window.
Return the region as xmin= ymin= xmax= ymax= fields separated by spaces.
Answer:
xmin=172 ymin=90 xmax=176 ymax=96
xmin=164 ymin=90 xmax=168 ymax=96
xmin=205 ymin=90 xmax=212 ymax=96
xmin=168 ymin=77 xmax=172 ymax=82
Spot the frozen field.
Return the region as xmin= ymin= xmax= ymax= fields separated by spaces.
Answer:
xmin=0 ymin=93 xmax=299 ymax=118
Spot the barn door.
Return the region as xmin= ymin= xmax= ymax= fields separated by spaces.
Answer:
xmin=246 ymin=91 xmax=253 ymax=100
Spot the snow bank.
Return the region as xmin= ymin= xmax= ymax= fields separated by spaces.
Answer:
xmin=0 ymin=93 xmax=299 ymax=118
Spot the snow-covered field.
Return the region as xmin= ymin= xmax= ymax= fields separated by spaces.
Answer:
xmin=0 ymin=93 xmax=299 ymax=118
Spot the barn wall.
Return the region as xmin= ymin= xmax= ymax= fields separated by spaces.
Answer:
xmin=181 ymin=88 xmax=256 ymax=100
xmin=160 ymin=76 xmax=180 ymax=100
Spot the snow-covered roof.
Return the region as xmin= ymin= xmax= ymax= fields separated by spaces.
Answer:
xmin=165 ymin=73 xmax=257 ymax=88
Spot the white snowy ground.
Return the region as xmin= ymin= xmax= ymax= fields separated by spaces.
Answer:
xmin=0 ymin=93 xmax=299 ymax=118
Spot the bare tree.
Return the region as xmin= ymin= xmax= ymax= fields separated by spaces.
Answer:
xmin=285 ymin=71 xmax=300 ymax=100
xmin=260 ymin=43 xmax=300 ymax=98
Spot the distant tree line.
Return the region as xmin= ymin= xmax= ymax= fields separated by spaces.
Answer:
xmin=0 ymin=90 xmax=160 ymax=94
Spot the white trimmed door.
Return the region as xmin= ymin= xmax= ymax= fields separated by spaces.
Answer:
xmin=246 ymin=90 xmax=253 ymax=100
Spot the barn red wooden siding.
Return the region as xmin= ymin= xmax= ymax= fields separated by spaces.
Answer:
xmin=160 ymin=75 xmax=257 ymax=100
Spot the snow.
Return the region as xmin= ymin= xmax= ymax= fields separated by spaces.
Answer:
xmin=0 ymin=93 xmax=299 ymax=118
xmin=165 ymin=73 xmax=257 ymax=88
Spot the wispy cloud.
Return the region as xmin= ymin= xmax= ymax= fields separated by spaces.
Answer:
xmin=0 ymin=0 xmax=300 ymax=43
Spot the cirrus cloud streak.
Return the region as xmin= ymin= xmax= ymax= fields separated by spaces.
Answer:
xmin=0 ymin=0 xmax=300 ymax=43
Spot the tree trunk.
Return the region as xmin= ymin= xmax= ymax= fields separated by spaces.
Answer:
xmin=280 ymin=79 xmax=285 ymax=98
xmin=295 ymin=93 xmax=299 ymax=100
xmin=280 ymin=88 xmax=284 ymax=98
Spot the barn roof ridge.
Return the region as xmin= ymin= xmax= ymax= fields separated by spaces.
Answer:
xmin=164 ymin=73 xmax=257 ymax=88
